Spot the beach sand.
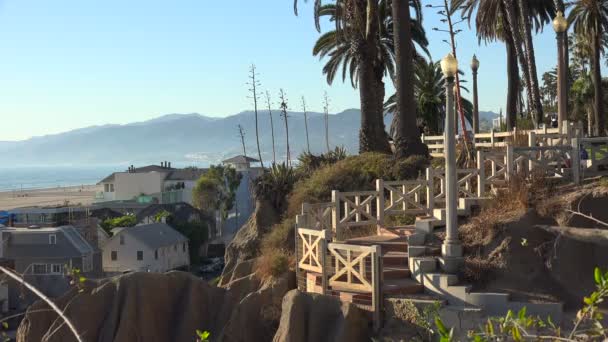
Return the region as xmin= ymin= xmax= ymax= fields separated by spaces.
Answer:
xmin=0 ymin=184 xmax=102 ymax=210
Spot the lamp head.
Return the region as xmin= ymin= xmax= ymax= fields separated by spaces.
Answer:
xmin=553 ymin=11 xmax=568 ymax=33
xmin=471 ymin=54 xmax=480 ymax=71
xmin=441 ymin=53 xmax=458 ymax=78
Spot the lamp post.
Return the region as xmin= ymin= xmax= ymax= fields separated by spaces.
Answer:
xmin=440 ymin=53 xmax=463 ymax=273
xmin=471 ymin=55 xmax=480 ymax=134
xmin=553 ymin=11 xmax=568 ymax=131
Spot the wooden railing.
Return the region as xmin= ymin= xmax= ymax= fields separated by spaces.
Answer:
xmin=302 ymin=202 xmax=334 ymax=231
xmin=477 ymin=150 xmax=508 ymax=195
xmin=428 ymin=167 xmax=482 ymax=206
xmin=332 ymin=190 xmax=380 ymax=241
xmin=474 ymin=129 xmax=515 ymax=148
xmin=579 ymin=137 xmax=608 ymax=174
xmin=295 ymin=226 xmax=382 ymax=329
xmin=377 ymin=179 xmax=429 ymax=218
xmin=507 ymin=145 xmax=579 ymax=182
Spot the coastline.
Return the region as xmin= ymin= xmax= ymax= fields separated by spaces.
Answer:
xmin=0 ymin=184 xmax=102 ymax=210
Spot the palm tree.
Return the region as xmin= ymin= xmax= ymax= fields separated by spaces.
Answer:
xmin=301 ymin=0 xmax=428 ymax=153
xmin=385 ymin=60 xmax=474 ymax=134
xmin=569 ymin=0 xmax=608 ymax=136
xmin=392 ymin=0 xmax=428 ymax=157
xmin=455 ymin=0 xmax=553 ymax=128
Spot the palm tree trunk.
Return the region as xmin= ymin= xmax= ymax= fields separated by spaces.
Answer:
xmin=503 ymin=0 xmax=536 ymax=125
xmin=358 ymin=0 xmax=391 ymax=154
xmin=517 ymin=0 xmax=544 ymax=125
xmin=592 ymin=29 xmax=604 ymax=136
xmin=506 ymin=34 xmax=519 ymax=130
xmin=391 ymin=0 xmax=427 ymax=158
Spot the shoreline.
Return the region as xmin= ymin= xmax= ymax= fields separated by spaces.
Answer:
xmin=0 ymin=184 xmax=101 ymax=210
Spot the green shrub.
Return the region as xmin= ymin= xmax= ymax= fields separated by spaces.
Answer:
xmin=173 ymin=221 xmax=208 ymax=264
xmin=288 ymin=153 xmax=429 ymax=217
xmin=100 ymin=214 xmax=136 ymax=235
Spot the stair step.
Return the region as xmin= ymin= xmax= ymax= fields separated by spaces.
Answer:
xmin=383 ymin=278 xmax=425 ymax=295
xmin=346 ymin=236 xmax=408 ymax=253
xmin=383 ymin=266 xmax=411 ymax=279
xmin=382 ymin=251 xmax=409 ymax=266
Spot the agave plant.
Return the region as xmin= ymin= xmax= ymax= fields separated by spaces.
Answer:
xmin=253 ymin=163 xmax=298 ymax=214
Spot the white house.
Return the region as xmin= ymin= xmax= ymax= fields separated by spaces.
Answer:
xmin=102 ymin=223 xmax=189 ymax=274
xmin=96 ymin=162 xmax=207 ymax=204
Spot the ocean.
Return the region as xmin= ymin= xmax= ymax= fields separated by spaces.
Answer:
xmin=0 ymin=166 xmax=120 ymax=191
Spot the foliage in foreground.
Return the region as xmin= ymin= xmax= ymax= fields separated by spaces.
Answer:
xmin=436 ymin=267 xmax=608 ymax=341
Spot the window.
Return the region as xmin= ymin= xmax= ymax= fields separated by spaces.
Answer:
xmin=111 ymin=251 xmax=117 ymax=261
xmin=82 ymin=255 xmax=93 ymax=272
xmin=104 ymin=184 xmax=109 ymax=192
xmin=49 ymin=234 xmax=56 ymax=245
xmin=137 ymin=251 xmax=143 ymax=261
xmin=109 ymin=184 xmax=115 ymax=192
xmin=155 ymin=250 xmax=158 ymax=260
xmin=32 ymin=264 xmax=47 ymax=274
xmin=119 ymin=235 xmax=125 ymax=245
xmin=182 ymin=242 xmax=186 ymax=252
xmin=50 ymin=264 xmax=62 ymax=274
xmin=173 ymin=244 xmax=177 ymax=252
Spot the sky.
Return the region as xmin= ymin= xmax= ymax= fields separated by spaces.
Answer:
xmin=0 ymin=0 xmax=572 ymax=141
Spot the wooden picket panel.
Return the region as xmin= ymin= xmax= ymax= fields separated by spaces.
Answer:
xmin=297 ymin=228 xmax=329 ymax=274
xmin=302 ymin=202 xmax=334 ymax=231
xmin=511 ymin=146 xmax=573 ymax=179
xmin=378 ymin=179 xmax=428 ymax=216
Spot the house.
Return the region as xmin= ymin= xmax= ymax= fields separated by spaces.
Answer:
xmin=222 ymin=155 xmax=262 ymax=172
xmin=102 ymin=223 xmax=189 ymax=274
xmin=96 ymin=161 xmax=208 ymax=205
xmin=0 ymin=225 xmax=100 ymax=310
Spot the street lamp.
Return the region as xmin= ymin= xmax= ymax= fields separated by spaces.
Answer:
xmin=440 ymin=53 xmax=463 ymax=273
xmin=471 ymin=55 xmax=480 ymax=134
xmin=553 ymin=11 xmax=568 ymax=131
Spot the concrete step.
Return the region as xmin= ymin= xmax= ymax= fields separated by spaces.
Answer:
xmin=346 ymin=235 xmax=408 ymax=253
xmin=383 ymin=278 xmax=425 ymax=295
xmin=378 ymin=225 xmax=416 ymax=238
xmin=382 ymin=251 xmax=409 ymax=267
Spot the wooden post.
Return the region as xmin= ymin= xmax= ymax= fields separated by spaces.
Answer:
xmin=490 ymin=129 xmax=495 ymax=148
xmin=320 ymin=229 xmax=329 ymax=295
xmin=294 ymin=223 xmax=300 ymax=290
xmin=355 ymin=196 xmax=361 ymax=222
xmin=528 ymin=131 xmax=536 ymax=147
xmin=331 ymin=191 xmax=341 ymax=241
xmin=371 ymin=244 xmax=382 ymax=332
xmin=571 ymin=138 xmax=581 ymax=184
xmin=375 ymin=179 xmax=385 ymax=233
xmin=506 ymin=144 xmax=514 ymax=181
xmin=301 ymin=203 xmax=310 ymax=228
xmin=477 ymin=150 xmax=485 ymax=197
xmin=426 ymin=168 xmax=434 ymax=214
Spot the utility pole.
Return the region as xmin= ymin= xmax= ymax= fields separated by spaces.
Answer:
xmin=279 ymin=89 xmax=291 ymax=166
xmin=265 ymin=91 xmax=277 ymax=164
xmin=237 ymin=124 xmax=247 ymax=157
xmin=302 ymin=96 xmax=311 ymax=153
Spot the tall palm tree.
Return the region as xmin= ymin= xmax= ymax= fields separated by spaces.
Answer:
xmin=299 ymin=0 xmax=427 ymax=153
xmin=385 ymin=60 xmax=474 ymax=134
xmin=455 ymin=0 xmax=553 ymax=128
xmin=569 ymin=0 xmax=608 ymax=136
xmin=392 ymin=0 xmax=428 ymax=157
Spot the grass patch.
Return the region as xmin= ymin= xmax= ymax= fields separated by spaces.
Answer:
xmin=255 ymin=218 xmax=295 ymax=280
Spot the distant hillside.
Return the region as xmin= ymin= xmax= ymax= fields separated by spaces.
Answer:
xmin=2 ymin=109 xmax=498 ymax=167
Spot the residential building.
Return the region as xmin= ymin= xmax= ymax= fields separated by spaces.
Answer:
xmin=0 ymin=225 xmax=100 ymax=310
xmin=102 ymin=223 xmax=189 ymax=274
xmin=96 ymin=162 xmax=207 ymax=205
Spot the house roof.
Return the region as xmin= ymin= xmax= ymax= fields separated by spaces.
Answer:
xmin=113 ymin=223 xmax=188 ymax=250
xmin=222 ymin=155 xmax=260 ymax=164
xmin=1 ymin=226 xmax=95 ymax=259
xmin=135 ymin=203 xmax=202 ymax=223
xmin=98 ymin=165 xmax=207 ymax=184
xmin=165 ymin=168 xmax=208 ymax=181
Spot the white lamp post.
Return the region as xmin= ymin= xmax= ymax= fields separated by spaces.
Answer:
xmin=553 ymin=11 xmax=568 ymax=131
xmin=440 ymin=53 xmax=463 ymax=273
xmin=471 ymin=55 xmax=480 ymax=134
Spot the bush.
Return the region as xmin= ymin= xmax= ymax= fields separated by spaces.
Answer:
xmin=287 ymin=153 xmax=429 ymax=217
xmin=173 ymin=221 xmax=208 ymax=264
xmin=100 ymin=214 xmax=136 ymax=235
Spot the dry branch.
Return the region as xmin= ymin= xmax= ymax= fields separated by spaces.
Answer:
xmin=535 ymin=225 xmax=608 ymax=246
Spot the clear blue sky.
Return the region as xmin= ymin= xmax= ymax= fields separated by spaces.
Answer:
xmin=1 ymin=0 xmax=566 ymax=141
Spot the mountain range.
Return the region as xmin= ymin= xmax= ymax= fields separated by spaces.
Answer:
xmin=1 ymin=110 xmax=499 ymax=167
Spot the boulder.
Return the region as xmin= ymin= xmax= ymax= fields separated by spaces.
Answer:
xmin=220 ymin=199 xmax=280 ymax=286
xmin=273 ymin=290 xmax=371 ymax=342
xmin=17 ymin=271 xmax=295 ymax=342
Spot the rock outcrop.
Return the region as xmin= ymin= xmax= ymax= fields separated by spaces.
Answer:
xmin=220 ymin=199 xmax=280 ymax=286
xmin=17 ymin=271 xmax=295 ymax=342
xmin=273 ymin=290 xmax=371 ymax=342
